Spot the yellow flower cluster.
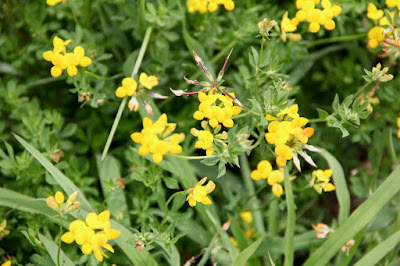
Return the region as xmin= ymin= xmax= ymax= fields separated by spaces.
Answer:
xmin=115 ymin=73 xmax=158 ymax=98
xmin=186 ymin=177 xmax=216 ymax=207
xmin=131 ymin=114 xmax=184 ymax=163
xmin=46 ymin=0 xmax=66 ymax=6
xmin=366 ymin=2 xmax=400 ymax=48
xmin=0 ymin=219 xmax=10 ymax=240
xmin=190 ymin=121 xmax=228 ymax=156
xmin=43 ymin=36 xmax=92 ymax=77
xmin=265 ymin=104 xmax=314 ymax=168
xmin=282 ymin=0 xmax=341 ymax=34
xmin=187 ymin=0 xmax=235 ymax=13
xmin=397 ymin=116 xmax=400 ymax=138
xmin=309 ymin=169 xmax=335 ymax=193
xmin=46 ymin=191 xmax=80 ymax=215
xmin=251 ymin=160 xmax=284 ymax=197
xmin=61 ymin=211 xmax=120 ymax=262
xmin=193 ymin=90 xmax=242 ymax=128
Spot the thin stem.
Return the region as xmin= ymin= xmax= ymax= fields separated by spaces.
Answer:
xmin=306 ymin=33 xmax=367 ymax=48
xmin=25 ymin=77 xmax=65 ymax=89
xmin=388 ymin=128 xmax=398 ymax=166
xmin=101 ymin=26 xmax=153 ymax=160
xmin=283 ymin=166 xmax=295 ymax=266
xmin=308 ymin=118 xmax=327 ymax=123
xmin=239 ymin=154 xmax=266 ymax=235
xmin=255 ymin=37 xmax=265 ymax=76
xmin=101 ymin=97 xmax=127 ymax=160
xmin=84 ymin=71 xmax=123 ymax=80
xmin=249 ymin=133 xmax=263 ymax=150
xmin=132 ymin=27 xmax=153 ymax=78
xmin=234 ymin=110 xmax=251 ymax=119
xmin=159 ymin=191 xmax=185 ymax=228
xmin=166 ymin=154 xmax=216 ymax=160
xmin=68 ymin=2 xmax=80 ymax=26
xmin=268 ymin=200 xmax=279 ymax=237
xmin=57 ymin=214 xmax=63 ymax=266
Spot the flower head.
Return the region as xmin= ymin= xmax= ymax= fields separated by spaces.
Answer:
xmin=61 ymin=211 xmax=120 ymax=262
xmin=43 ymin=36 xmax=91 ymax=77
xmin=131 ymin=114 xmax=184 ymax=163
xmin=310 ymin=169 xmax=335 ymax=193
xmin=312 ymin=223 xmax=331 ymax=238
xmin=46 ymin=191 xmax=80 ymax=215
xmin=186 ymin=177 xmax=215 ymax=207
xmin=0 ymin=219 xmax=10 ymax=240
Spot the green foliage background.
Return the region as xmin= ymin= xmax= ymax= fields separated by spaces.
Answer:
xmin=1 ymin=0 xmax=400 ymax=265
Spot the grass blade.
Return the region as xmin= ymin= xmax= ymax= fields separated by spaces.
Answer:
xmin=13 ymin=133 xmax=94 ymax=212
xmin=233 ymin=236 xmax=264 ymax=266
xmin=303 ymin=165 xmax=400 ymax=266
xmin=353 ymin=229 xmax=400 ymax=266
xmin=39 ymin=233 xmax=74 ymax=266
xmin=319 ymin=148 xmax=350 ymax=224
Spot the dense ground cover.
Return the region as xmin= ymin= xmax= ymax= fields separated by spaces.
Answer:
xmin=1 ymin=0 xmax=400 ymax=265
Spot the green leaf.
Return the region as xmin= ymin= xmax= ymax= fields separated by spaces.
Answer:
xmin=164 ymin=177 xmax=180 ymax=189
xmin=96 ymin=155 xmax=130 ymax=227
xmin=317 ymin=108 xmax=329 ymax=119
xmin=332 ymin=94 xmax=340 ymax=111
xmin=39 ymin=233 xmax=75 ymax=266
xmin=303 ymin=165 xmax=400 ymax=266
xmin=0 ymin=187 xmax=54 ymax=217
xmin=201 ymin=156 xmax=220 ymax=166
xmin=217 ymin=162 xmax=226 ymax=178
xmin=13 ymin=133 xmax=94 ymax=212
xmin=353 ymin=229 xmax=400 ymax=266
xmin=318 ymin=149 xmax=350 ymax=224
xmin=232 ymin=236 xmax=264 ymax=266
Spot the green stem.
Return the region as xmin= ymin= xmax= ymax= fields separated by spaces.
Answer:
xmin=239 ymin=154 xmax=266 ymax=235
xmin=101 ymin=97 xmax=127 ymax=160
xmin=283 ymin=166 xmax=295 ymax=266
xmin=25 ymin=77 xmax=65 ymax=89
xmin=101 ymin=27 xmax=153 ymax=160
xmin=166 ymin=154 xmax=216 ymax=160
xmin=308 ymin=118 xmax=326 ymax=123
xmin=68 ymin=2 xmax=80 ymax=26
xmin=256 ymin=37 xmax=265 ymax=76
xmin=84 ymin=71 xmax=123 ymax=80
xmin=57 ymin=214 xmax=63 ymax=266
xmin=306 ymin=33 xmax=367 ymax=48
xmin=159 ymin=191 xmax=184 ymax=228
xmin=234 ymin=110 xmax=251 ymax=119
xmin=388 ymin=128 xmax=398 ymax=166
xmin=131 ymin=27 xmax=153 ymax=78
xmin=268 ymin=200 xmax=279 ymax=237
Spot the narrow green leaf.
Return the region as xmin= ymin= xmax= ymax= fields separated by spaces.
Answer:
xmin=0 ymin=187 xmax=54 ymax=217
xmin=353 ymin=229 xmax=400 ymax=266
xmin=13 ymin=133 xmax=94 ymax=212
xmin=39 ymin=233 xmax=75 ymax=266
xmin=96 ymin=154 xmax=130 ymax=227
xmin=205 ymin=209 xmax=239 ymax=261
xmin=303 ymin=165 xmax=400 ymax=266
xmin=283 ymin=166 xmax=295 ymax=266
xmin=319 ymin=149 xmax=350 ymax=224
xmin=233 ymin=237 xmax=264 ymax=266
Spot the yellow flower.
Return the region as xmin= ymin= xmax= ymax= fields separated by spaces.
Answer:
xmin=250 ymin=160 xmax=272 ymax=180
xmin=1 ymin=261 xmax=11 ymax=266
xmin=240 ymin=211 xmax=253 ymax=223
xmin=43 ymin=36 xmax=91 ymax=77
xmin=61 ymin=212 xmax=120 ymax=262
xmin=367 ymin=2 xmax=384 ymax=20
xmin=46 ymin=0 xmax=67 ymax=6
xmin=139 ymin=72 xmax=159 ymax=90
xmin=0 ymin=219 xmax=10 ymax=240
xmin=115 ymin=78 xmax=138 ymax=98
xmin=46 ymin=191 xmax=80 ymax=215
xmin=131 ymin=114 xmax=184 ymax=163
xmin=186 ymin=177 xmax=215 ymax=207
xmin=310 ymin=169 xmax=335 ymax=193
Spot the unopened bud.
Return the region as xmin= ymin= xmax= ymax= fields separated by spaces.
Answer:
xmin=54 ymin=191 xmax=64 ymax=206
xmin=128 ymin=96 xmax=139 ymax=112
xmin=67 ymin=191 xmax=78 ymax=204
xmin=46 ymin=196 xmax=59 ymax=210
xmin=222 ymin=219 xmax=231 ymax=231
